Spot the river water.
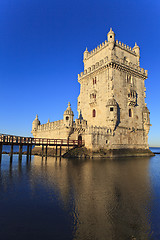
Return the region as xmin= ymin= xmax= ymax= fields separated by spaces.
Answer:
xmin=0 ymin=149 xmax=160 ymax=240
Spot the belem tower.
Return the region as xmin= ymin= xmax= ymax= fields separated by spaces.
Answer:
xmin=32 ymin=28 xmax=152 ymax=155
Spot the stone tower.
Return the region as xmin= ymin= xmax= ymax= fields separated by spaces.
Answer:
xmin=63 ymin=102 xmax=74 ymax=127
xmin=77 ymin=28 xmax=151 ymax=150
xmin=32 ymin=115 xmax=40 ymax=132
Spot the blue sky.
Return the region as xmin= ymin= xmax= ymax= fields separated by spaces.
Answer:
xmin=0 ymin=0 xmax=159 ymax=146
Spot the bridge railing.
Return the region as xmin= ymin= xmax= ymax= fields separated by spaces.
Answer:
xmin=0 ymin=134 xmax=84 ymax=147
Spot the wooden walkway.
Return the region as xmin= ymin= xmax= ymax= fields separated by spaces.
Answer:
xmin=0 ymin=134 xmax=84 ymax=161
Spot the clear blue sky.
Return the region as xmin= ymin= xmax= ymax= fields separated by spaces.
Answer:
xmin=0 ymin=0 xmax=159 ymax=146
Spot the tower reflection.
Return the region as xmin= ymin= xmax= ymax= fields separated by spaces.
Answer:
xmin=29 ymin=156 xmax=152 ymax=240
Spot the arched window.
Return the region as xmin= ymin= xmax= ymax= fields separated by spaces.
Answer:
xmin=93 ymin=109 xmax=96 ymax=117
xmin=66 ymin=116 xmax=69 ymax=120
xmin=95 ymin=77 xmax=96 ymax=84
xmin=129 ymin=109 xmax=132 ymax=117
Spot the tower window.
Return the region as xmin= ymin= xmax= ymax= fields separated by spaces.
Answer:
xmin=110 ymin=107 xmax=114 ymax=111
xmin=66 ymin=116 xmax=69 ymax=120
xmin=110 ymin=36 xmax=112 ymax=38
xmin=93 ymin=109 xmax=96 ymax=117
xmin=93 ymin=77 xmax=96 ymax=85
xmin=129 ymin=109 xmax=132 ymax=117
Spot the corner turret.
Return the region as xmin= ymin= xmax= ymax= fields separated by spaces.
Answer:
xmin=63 ymin=102 xmax=74 ymax=127
xmin=133 ymin=42 xmax=140 ymax=66
xmin=106 ymin=97 xmax=118 ymax=130
xmin=32 ymin=114 xmax=40 ymax=132
xmin=83 ymin=47 xmax=89 ymax=61
xmin=107 ymin=28 xmax=115 ymax=52
xmin=142 ymin=104 xmax=151 ymax=133
xmin=107 ymin=28 xmax=115 ymax=42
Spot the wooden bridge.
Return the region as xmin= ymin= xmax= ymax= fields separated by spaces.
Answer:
xmin=0 ymin=134 xmax=84 ymax=161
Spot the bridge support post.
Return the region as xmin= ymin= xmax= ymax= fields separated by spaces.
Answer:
xmin=56 ymin=145 xmax=57 ymax=156
xmin=10 ymin=144 xmax=13 ymax=162
xmin=27 ymin=145 xmax=29 ymax=161
xmin=45 ymin=146 xmax=47 ymax=158
xmin=0 ymin=143 xmax=2 ymax=163
xmin=19 ymin=144 xmax=22 ymax=161
xmin=29 ymin=145 xmax=32 ymax=161
xmin=60 ymin=146 xmax=61 ymax=157
xmin=42 ymin=145 xmax=44 ymax=157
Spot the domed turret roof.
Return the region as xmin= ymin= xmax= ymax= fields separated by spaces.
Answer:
xmin=32 ymin=114 xmax=40 ymax=125
xmin=107 ymin=27 xmax=115 ymax=36
xmin=106 ymin=97 xmax=117 ymax=106
xmin=63 ymin=102 xmax=74 ymax=116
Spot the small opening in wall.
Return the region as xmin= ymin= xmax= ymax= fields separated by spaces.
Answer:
xmin=129 ymin=109 xmax=132 ymax=117
xmin=93 ymin=109 xmax=96 ymax=117
xmin=66 ymin=116 xmax=69 ymax=120
xmin=110 ymin=36 xmax=112 ymax=38
xmin=106 ymin=140 xmax=108 ymax=144
xmin=110 ymin=107 xmax=114 ymax=111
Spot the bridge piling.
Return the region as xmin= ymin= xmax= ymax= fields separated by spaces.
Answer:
xmin=42 ymin=145 xmax=44 ymax=157
xmin=45 ymin=146 xmax=47 ymax=158
xmin=26 ymin=145 xmax=29 ymax=161
xmin=29 ymin=145 xmax=32 ymax=161
xmin=56 ymin=145 xmax=57 ymax=156
xmin=0 ymin=143 xmax=2 ymax=162
xmin=10 ymin=144 xmax=13 ymax=162
xmin=19 ymin=144 xmax=22 ymax=161
xmin=60 ymin=146 xmax=62 ymax=157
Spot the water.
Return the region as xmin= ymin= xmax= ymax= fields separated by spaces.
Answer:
xmin=0 ymin=150 xmax=160 ymax=240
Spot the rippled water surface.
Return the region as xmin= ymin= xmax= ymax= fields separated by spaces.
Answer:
xmin=0 ymin=151 xmax=160 ymax=240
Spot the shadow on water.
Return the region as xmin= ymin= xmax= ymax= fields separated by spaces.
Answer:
xmin=0 ymin=154 xmax=160 ymax=240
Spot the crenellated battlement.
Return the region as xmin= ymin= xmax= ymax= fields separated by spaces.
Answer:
xmin=78 ymin=55 xmax=148 ymax=80
xmin=115 ymin=40 xmax=136 ymax=54
xmin=85 ymin=40 xmax=108 ymax=59
xmin=83 ymin=38 xmax=137 ymax=62
xmin=37 ymin=119 xmax=64 ymax=132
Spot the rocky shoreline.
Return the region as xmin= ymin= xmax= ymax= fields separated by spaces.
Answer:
xmin=2 ymin=147 xmax=154 ymax=159
xmin=63 ymin=147 xmax=155 ymax=158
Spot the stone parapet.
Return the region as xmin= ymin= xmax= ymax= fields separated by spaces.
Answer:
xmin=78 ymin=56 xmax=147 ymax=81
xmin=84 ymin=39 xmax=136 ymax=61
xmin=37 ymin=119 xmax=64 ymax=132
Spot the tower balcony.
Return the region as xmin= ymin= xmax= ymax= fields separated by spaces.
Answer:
xmin=89 ymin=98 xmax=97 ymax=107
xmin=128 ymin=90 xmax=137 ymax=106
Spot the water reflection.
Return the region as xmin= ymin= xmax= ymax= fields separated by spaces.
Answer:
xmin=0 ymin=155 xmax=156 ymax=240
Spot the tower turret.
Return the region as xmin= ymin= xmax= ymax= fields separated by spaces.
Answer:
xmin=142 ymin=104 xmax=151 ymax=134
xmin=32 ymin=114 xmax=40 ymax=132
xmin=107 ymin=28 xmax=115 ymax=50
xmin=133 ymin=42 xmax=140 ymax=66
xmin=107 ymin=28 xmax=115 ymax=42
xmin=83 ymin=47 xmax=89 ymax=61
xmin=106 ymin=97 xmax=118 ymax=130
xmin=63 ymin=102 xmax=74 ymax=127
xmin=107 ymin=28 xmax=115 ymax=55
